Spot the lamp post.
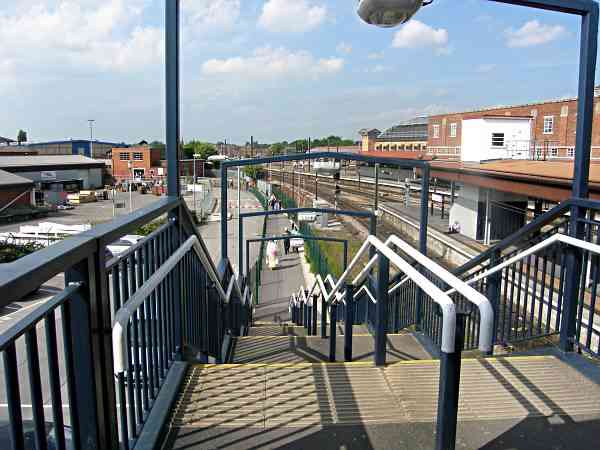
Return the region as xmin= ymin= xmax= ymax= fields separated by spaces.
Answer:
xmin=193 ymin=153 xmax=200 ymax=212
xmin=88 ymin=119 xmax=95 ymax=158
xmin=128 ymin=160 xmax=133 ymax=213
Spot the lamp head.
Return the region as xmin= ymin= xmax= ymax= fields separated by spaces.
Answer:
xmin=357 ymin=0 xmax=424 ymax=28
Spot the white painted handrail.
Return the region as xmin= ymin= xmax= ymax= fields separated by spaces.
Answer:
xmin=325 ymin=234 xmax=458 ymax=353
xmin=112 ymin=235 xmax=246 ymax=374
xmin=386 ymin=236 xmax=493 ymax=353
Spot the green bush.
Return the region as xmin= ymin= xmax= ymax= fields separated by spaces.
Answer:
xmin=0 ymin=241 xmax=45 ymax=263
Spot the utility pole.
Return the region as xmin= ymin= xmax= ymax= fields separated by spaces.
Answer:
xmin=88 ymin=119 xmax=95 ymax=158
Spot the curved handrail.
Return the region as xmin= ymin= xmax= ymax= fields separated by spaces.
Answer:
xmin=112 ymin=235 xmax=248 ymax=373
xmin=323 ymin=234 xmax=457 ymax=353
xmin=386 ymin=235 xmax=493 ymax=353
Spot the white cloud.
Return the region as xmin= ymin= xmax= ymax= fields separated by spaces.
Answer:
xmin=182 ymin=0 xmax=240 ymax=32
xmin=365 ymin=65 xmax=389 ymax=73
xmin=392 ymin=20 xmax=449 ymax=54
xmin=336 ymin=42 xmax=352 ymax=54
xmin=368 ymin=51 xmax=385 ymax=60
xmin=0 ymin=0 xmax=162 ymax=72
xmin=258 ymin=0 xmax=327 ymax=33
xmin=505 ymin=20 xmax=566 ymax=48
xmin=202 ymin=47 xmax=343 ymax=80
xmin=477 ymin=63 xmax=497 ymax=73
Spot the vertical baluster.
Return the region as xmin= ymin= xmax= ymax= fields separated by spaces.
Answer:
xmin=125 ymin=321 xmax=137 ymax=439
xmin=45 ymin=312 xmax=66 ymax=450
xmin=117 ymin=372 xmax=129 ymax=450
xmin=26 ymin=328 xmax=48 ymax=450
xmin=545 ymin=246 xmax=559 ymax=334
xmin=3 ymin=343 xmax=25 ymax=450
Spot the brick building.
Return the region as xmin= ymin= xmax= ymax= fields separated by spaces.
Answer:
xmin=111 ymin=145 xmax=205 ymax=182
xmin=112 ymin=146 xmax=163 ymax=181
xmin=427 ymin=88 xmax=600 ymax=161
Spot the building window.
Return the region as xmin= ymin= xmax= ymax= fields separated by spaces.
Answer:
xmin=433 ymin=124 xmax=440 ymax=138
xmin=375 ymin=145 xmax=381 ymax=150
xmin=567 ymin=148 xmax=575 ymax=158
xmin=543 ymin=116 xmax=554 ymax=134
xmin=119 ymin=152 xmax=130 ymax=161
xmin=491 ymin=133 xmax=505 ymax=147
xmin=550 ymin=147 xmax=559 ymax=157
xmin=449 ymin=123 xmax=457 ymax=138
xmin=133 ymin=152 xmax=144 ymax=161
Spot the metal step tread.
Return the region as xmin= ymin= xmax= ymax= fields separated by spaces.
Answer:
xmin=168 ymin=355 xmax=600 ymax=430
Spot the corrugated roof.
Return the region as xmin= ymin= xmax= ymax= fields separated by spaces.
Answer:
xmin=0 ymin=169 xmax=34 ymax=188
xmin=0 ymin=155 xmax=104 ymax=168
xmin=0 ymin=155 xmax=104 ymax=169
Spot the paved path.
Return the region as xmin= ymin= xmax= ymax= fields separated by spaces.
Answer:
xmin=252 ymin=215 xmax=306 ymax=323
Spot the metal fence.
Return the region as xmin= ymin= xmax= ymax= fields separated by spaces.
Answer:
xmin=0 ymin=197 xmax=252 ymax=450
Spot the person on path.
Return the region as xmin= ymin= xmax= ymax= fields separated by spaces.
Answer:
xmin=266 ymin=240 xmax=279 ymax=269
xmin=283 ymin=228 xmax=291 ymax=255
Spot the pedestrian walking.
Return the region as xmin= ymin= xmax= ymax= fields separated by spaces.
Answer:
xmin=283 ymin=228 xmax=291 ymax=255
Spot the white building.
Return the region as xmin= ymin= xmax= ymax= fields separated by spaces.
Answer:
xmin=461 ymin=116 xmax=532 ymax=163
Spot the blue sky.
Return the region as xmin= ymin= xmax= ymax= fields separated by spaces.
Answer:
xmin=0 ymin=0 xmax=589 ymax=145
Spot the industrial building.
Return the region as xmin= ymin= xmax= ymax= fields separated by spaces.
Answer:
xmin=25 ymin=139 xmax=128 ymax=159
xmin=0 ymin=155 xmax=104 ymax=206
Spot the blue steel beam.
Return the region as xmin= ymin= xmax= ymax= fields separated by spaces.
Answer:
xmin=220 ymin=152 xmax=429 ymax=261
xmin=222 ymin=151 xmax=429 ymax=169
xmin=488 ymin=0 xmax=596 ymax=15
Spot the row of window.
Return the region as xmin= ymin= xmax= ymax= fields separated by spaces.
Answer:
xmin=374 ymin=143 xmax=427 ymax=151
xmin=432 ymin=123 xmax=458 ymax=139
xmin=118 ymin=152 xmax=144 ymax=161
xmin=431 ymin=116 xmax=555 ymax=139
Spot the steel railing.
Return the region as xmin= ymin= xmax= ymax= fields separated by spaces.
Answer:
xmin=0 ymin=196 xmax=253 ymax=450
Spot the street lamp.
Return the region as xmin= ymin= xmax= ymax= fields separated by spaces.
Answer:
xmin=193 ymin=153 xmax=200 ymax=213
xmin=357 ymin=0 xmax=431 ymax=28
xmin=88 ymin=119 xmax=95 ymax=158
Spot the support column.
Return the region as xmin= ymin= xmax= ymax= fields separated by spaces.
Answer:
xmin=329 ymin=303 xmax=337 ymax=362
xmin=238 ymin=217 xmax=243 ymax=277
xmin=416 ymin=165 xmax=430 ymax=330
xmin=435 ymin=313 xmax=466 ymax=450
xmin=375 ymin=251 xmax=389 ymax=366
xmin=344 ymin=284 xmax=354 ymax=362
xmin=561 ymin=4 xmax=599 ymax=352
xmin=312 ymin=294 xmax=318 ymax=336
xmin=321 ymin=295 xmax=327 ymax=338
xmin=166 ymin=0 xmax=180 ymax=198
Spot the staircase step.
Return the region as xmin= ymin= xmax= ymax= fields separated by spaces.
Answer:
xmin=231 ymin=333 xmax=431 ymax=363
xmin=167 ymin=354 xmax=600 ymax=435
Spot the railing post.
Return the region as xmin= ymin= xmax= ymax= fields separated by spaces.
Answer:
xmin=416 ymin=165 xmax=430 ymax=331
xmin=238 ymin=216 xmax=244 ymax=277
xmin=375 ymin=251 xmax=389 ymax=366
xmin=170 ymin=215 xmax=184 ymax=358
xmin=435 ymin=312 xmax=466 ymax=450
xmin=329 ymin=303 xmax=337 ymax=362
xmin=321 ymin=295 xmax=327 ymax=338
xmin=65 ymin=257 xmax=101 ymax=450
xmin=307 ymin=298 xmax=313 ymax=336
xmin=485 ymin=250 xmax=501 ymax=354
xmin=344 ymin=284 xmax=354 ymax=362
xmin=312 ymin=294 xmax=318 ymax=336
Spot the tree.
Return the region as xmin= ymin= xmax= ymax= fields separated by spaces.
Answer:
xmin=183 ymin=140 xmax=217 ymax=160
xmin=17 ymin=130 xmax=27 ymax=146
xmin=269 ymin=142 xmax=286 ymax=155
